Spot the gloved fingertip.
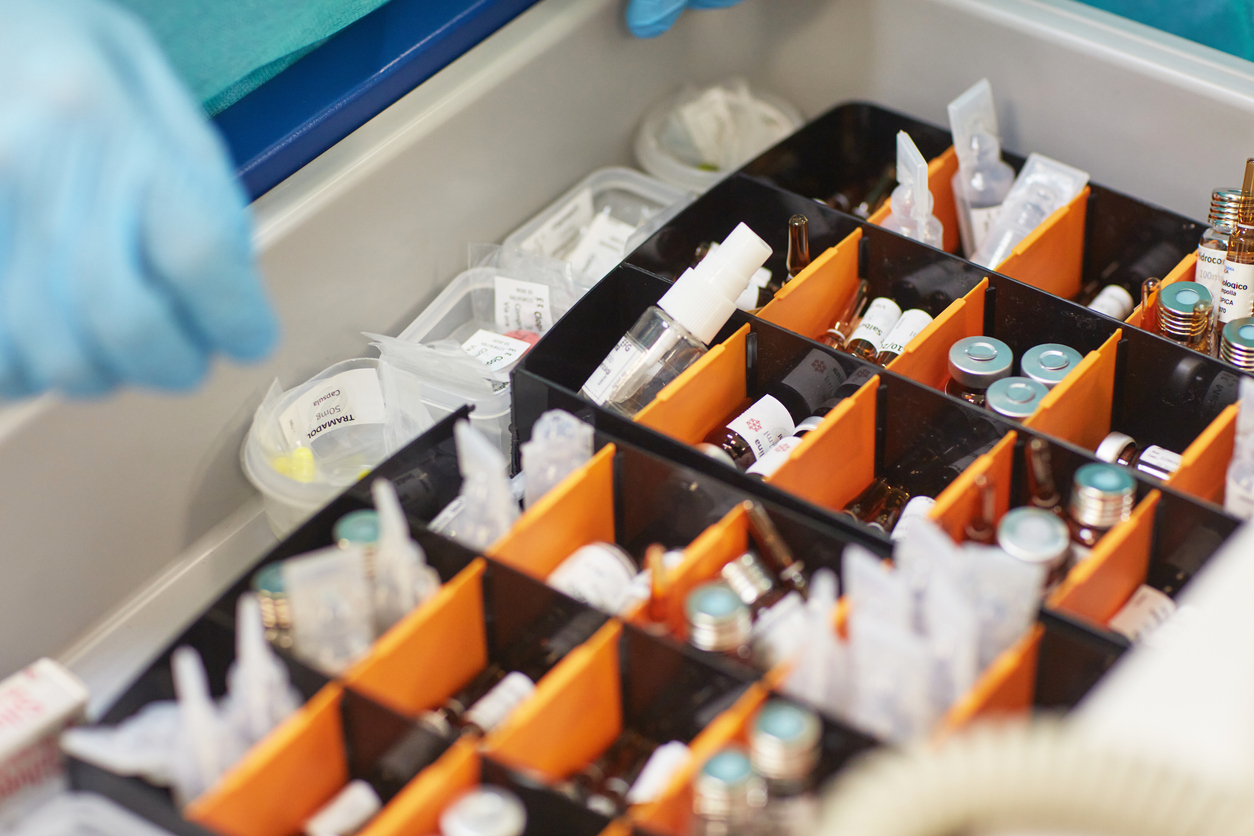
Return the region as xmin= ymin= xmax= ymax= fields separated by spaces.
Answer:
xmin=626 ymin=0 xmax=686 ymax=37
xmin=217 ymin=306 xmax=280 ymax=364
xmin=61 ymin=375 xmax=118 ymax=400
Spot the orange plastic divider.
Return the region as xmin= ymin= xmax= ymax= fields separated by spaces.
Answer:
xmin=757 ymin=229 xmax=862 ymax=340
xmin=485 ymin=621 xmax=623 ymax=782
xmin=888 ymin=279 xmax=989 ymax=390
xmin=597 ymin=820 xmax=635 ymax=836
xmin=1127 ymin=253 xmax=1195 ymax=330
xmin=1168 ymin=403 xmax=1237 ymax=505
xmin=995 ymin=187 xmax=1090 ymax=299
xmin=938 ymin=624 xmax=1043 ymax=734
xmin=630 ymin=683 xmax=772 ymax=836
xmin=487 ymin=444 xmax=617 ymax=579
xmin=641 ymin=505 xmax=749 ymax=637
xmin=868 ymin=148 xmax=962 ymax=255
xmin=345 ymin=559 xmax=488 ymax=717
xmin=187 ymin=685 xmax=347 ymax=836
xmin=928 ymin=431 xmax=1017 ymax=542
xmin=766 ymin=375 xmax=879 ymax=512
xmin=1047 ymin=491 xmax=1160 ymax=625
xmin=1023 ymin=329 xmax=1121 ymax=451
xmin=635 ymin=325 xmax=752 ymax=445
xmin=359 ymin=738 xmax=481 ymax=836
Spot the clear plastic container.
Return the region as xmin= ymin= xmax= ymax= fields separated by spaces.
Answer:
xmin=241 ymin=358 xmax=434 ymax=536
xmin=502 ymin=167 xmax=689 ymax=280
xmin=634 ymin=80 xmax=804 ymax=193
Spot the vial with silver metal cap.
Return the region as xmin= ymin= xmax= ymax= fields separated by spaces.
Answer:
xmin=721 ymin=552 xmax=782 ymax=614
xmin=439 ymin=787 xmax=527 ymax=836
xmin=1020 ymin=344 xmax=1083 ymax=390
xmin=1157 ymin=281 xmax=1214 ymax=352
xmin=693 ymin=746 xmax=766 ymax=836
xmin=750 ymin=701 xmax=822 ymax=836
xmin=1197 ymin=188 xmax=1243 ymax=308
xmin=685 ymin=582 xmax=753 ymax=659
xmin=1221 ymin=317 xmax=1254 ymax=370
xmin=986 ymin=376 xmax=1049 ymax=421
xmin=1222 ymin=159 xmax=1254 ymax=324
xmin=996 ymin=507 xmax=1072 ymax=589
xmin=1067 ymin=463 xmax=1136 ymax=561
xmin=945 ymin=336 xmax=1013 ymax=406
xmin=252 ymin=563 xmax=292 ymax=649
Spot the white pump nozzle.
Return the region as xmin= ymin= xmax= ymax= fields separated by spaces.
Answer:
xmin=947 ymin=79 xmax=1000 ymax=172
xmin=897 ymin=131 xmax=933 ymax=223
xmin=658 ymin=222 xmax=772 ymax=344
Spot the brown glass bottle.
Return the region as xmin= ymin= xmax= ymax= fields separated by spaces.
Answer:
xmin=867 ymin=486 xmax=910 ymax=534
xmin=964 ymin=474 xmax=997 ymax=544
xmin=821 ymin=280 xmax=869 ymax=350
xmin=1025 ymin=437 xmax=1063 ymax=517
xmin=843 ymin=479 xmax=890 ymax=523
xmin=1222 ymin=159 xmax=1254 ymax=323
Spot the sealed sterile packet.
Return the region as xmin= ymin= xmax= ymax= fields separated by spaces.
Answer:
xmin=972 ymin=153 xmax=1090 ymax=268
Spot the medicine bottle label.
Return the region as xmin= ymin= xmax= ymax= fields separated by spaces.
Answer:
xmin=279 ymin=367 xmax=387 ymax=448
xmin=727 ymin=396 xmax=795 ymax=461
xmin=495 ymin=276 xmax=554 ymax=334
xmin=747 ymin=435 xmax=805 ymax=478
xmin=1196 ymin=245 xmax=1228 ymax=304
xmin=1106 ymin=585 xmax=1176 ymax=643
xmin=548 ymin=545 xmax=637 ymax=614
xmin=1220 ymin=260 xmax=1254 ymax=323
xmin=1225 ymin=473 xmax=1254 ymax=520
xmin=968 ymin=205 xmax=1001 ymax=250
xmin=848 ymin=298 xmax=901 ymax=353
xmin=582 ymin=338 xmax=644 ymax=405
xmin=464 ymin=672 xmax=536 ymax=733
xmin=879 ymin=310 xmax=933 ymax=356
xmin=1135 ymin=445 xmax=1182 ymax=478
xmin=890 ymin=496 xmax=936 ymax=543
xmin=778 ymin=349 xmax=845 ymax=409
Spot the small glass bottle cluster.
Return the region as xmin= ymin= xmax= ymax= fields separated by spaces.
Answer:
xmin=944 ymin=336 xmax=1083 ymax=420
xmin=820 ymin=287 xmax=934 ymax=368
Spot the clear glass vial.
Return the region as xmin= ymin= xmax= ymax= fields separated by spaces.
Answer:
xmin=1221 ymin=316 xmax=1254 ymax=370
xmin=251 ymin=563 xmax=292 ymax=649
xmin=874 ymin=308 xmax=933 ymax=366
xmin=685 ymin=582 xmax=753 ymax=656
xmin=845 ymin=298 xmax=902 ymax=361
xmin=996 ymin=507 xmax=1071 ymax=588
xmin=720 ymin=552 xmax=778 ymax=610
xmin=1157 ymin=281 xmax=1214 ymax=352
xmin=1020 ymin=343 xmax=1083 ymax=389
xmin=581 ymin=223 xmax=771 ymax=417
xmin=439 ymin=787 xmax=527 ymax=836
xmin=985 ymin=376 xmax=1049 ymax=421
xmin=693 ymin=746 xmax=766 ymax=836
xmin=1222 ymin=159 xmax=1254 ymax=324
xmin=945 ymin=336 xmax=1013 ymax=405
xmin=1197 ymin=188 xmax=1242 ymax=310
xmin=750 ymin=700 xmax=822 ymax=836
xmin=1067 ymin=463 xmax=1136 ymax=559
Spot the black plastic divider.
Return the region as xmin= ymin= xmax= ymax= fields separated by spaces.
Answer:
xmin=741 ymin=101 xmax=1205 ymax=302
xmin=341 ymin=688 xmax=454 ymax=802
xmin=1033 ymin=609 xmax=1129 ymax=710
xmin=1150 ymin=488 xmax=1241 ymax=597
xmin=68 ymin=759 xmax=215 ymax=836
xmin=984 ymin=274 xmax=1120 ymax=358
xmin=624 ymin=175 xmax=861 ymax=282
xmin=483 ymin=560 xmax=610 ymax=669
xmin=479 ymin=758 xmax=613 ymax=836
xmin=618 ymin=623 xmax=756 ymax=743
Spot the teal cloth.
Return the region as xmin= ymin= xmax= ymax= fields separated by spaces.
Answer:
xmin=110 ymin=0 xmax=393 ymax=115
xmin=1078 ymin=0 xmax=1254 ymax=61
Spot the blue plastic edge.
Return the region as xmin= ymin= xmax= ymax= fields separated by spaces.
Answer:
xmin=213 ymin=0 xmax=543 ymax=200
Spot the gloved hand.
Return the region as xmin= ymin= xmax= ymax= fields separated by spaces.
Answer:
xmin=0 ymin=0 xmax=278 ymax=399
xmin=626 ymin=0 xmax=744 ymax=38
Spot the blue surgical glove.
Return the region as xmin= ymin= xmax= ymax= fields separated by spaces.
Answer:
xmin=626 ymin=0 xmax=744 ymax=38
xmin=0 ymin=0 xmax=278 ymax=399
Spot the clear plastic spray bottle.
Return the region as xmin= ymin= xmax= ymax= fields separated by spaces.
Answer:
xmin=580 ymin=223 xmax=771 ymax=417
xmin=947 ymin=79 xmax=1014 ymax=258
xmin=881 ymin=132 xmax=943 ymax=249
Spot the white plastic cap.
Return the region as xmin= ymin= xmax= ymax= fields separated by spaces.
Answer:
xmin=304 ymin=780 xmax=383 ymax=836
xmin=658 ymin=222 xmax=771 ymax=344
xmin=896 ymin=131 xmax=933 ymax=222
xmin=440 ymin=787 xmax=527 ymax=836
xmin=947 ymin=79 xmax=1000 ymax=172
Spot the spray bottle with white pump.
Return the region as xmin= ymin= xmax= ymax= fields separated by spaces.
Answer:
xmin=580 ymin=222 xmax=772 ymax=417
xmin=881 ymin=132 xmax=943 ymax=249
xmin=947 ymin=79 xmax=1015 ymax=258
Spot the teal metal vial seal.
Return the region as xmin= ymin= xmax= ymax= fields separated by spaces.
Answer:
xmin=1070 ymin=464 xmax=1136 ymax=529
xmin=685 ymin=581 xmax=752 ymax=653
xmin=1157 ymin=281 xmax=1213 ymax=349
xmin=1221 ymin=317 xmax=1254 ymax=369
xmin=1020 ymin=343 xmax=1084 ymax=389
xmin=986 ymin=376 xmax=1049 ymax=421
xmin=749 ymin=700 xmax=822 ymax=783
xmin=996 ymin=507 xmax=1070 ymax=571
xmin=694 ymin=746 xmax=765 ymax=821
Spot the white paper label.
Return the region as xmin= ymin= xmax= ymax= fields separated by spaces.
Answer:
xmin=878 ymin=309 xmax=933 ymax=357
xmin=747 ymin=435 xmax=805 ymax=479
xmin=494 ymin=276 xmax=553 ymax=335
xmin=582 ymin=337 xmax=643 ymax=405
xmin=1087 ymin=285 xmax=1134 ymax=320
xmin=890 ymin=495 xmax=936 ymax=543
xmin=1196 ymin=245 xmax=1227 ymax=304
xmin=567 ymin=210 xmax=637 ymax=279
xmin=1220 ymin=260 xmax=1254 ymax=323
xmin=429 ymin=496 xmax=466 ymax=533
xmin=848 ymin=298 xmax=902 ymax=353
xmin=279 ymin=368 xmax=386 ymax=448
xmin=461 ymin=329 xmax=532 ymax=381
xmin=1225 ymin=473 xmax=1254 ymax=519
xmin=521 ymin=188 xmax=594 ymax=257
xmin=548 ymin=544 xmax=637 ymax=613
xmin=968 ymin=204 xmax=1001 ymax=250
xmin=727 ymin=395 xmax=795 ymax=462
xmin=1107 ymin=585 xmax=1177 ymax=643
xmin=464 ymin=672 xmax=535 ymax=733
xmin=1135 ymin=445 xmax=1182 ymax=478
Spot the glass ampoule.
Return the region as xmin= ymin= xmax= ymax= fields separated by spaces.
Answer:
xmin=1025 ymin=437 xmax=1063 ymax=516
xmin=821 ymin=280 xmax=869 ymax=350
xmin=1197 ymin=188 xmax=1242 ymax=313
xmin=964 ymin=473 xmax=996 ymax=545
xmin=1222 ymin=159 xmax=1254 ymax=324
xmin=581 ymin=224 xmax=770 ymax=417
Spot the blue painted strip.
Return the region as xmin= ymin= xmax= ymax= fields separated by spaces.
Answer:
xmin=213 ymin=0 xmax=543 ymax=200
